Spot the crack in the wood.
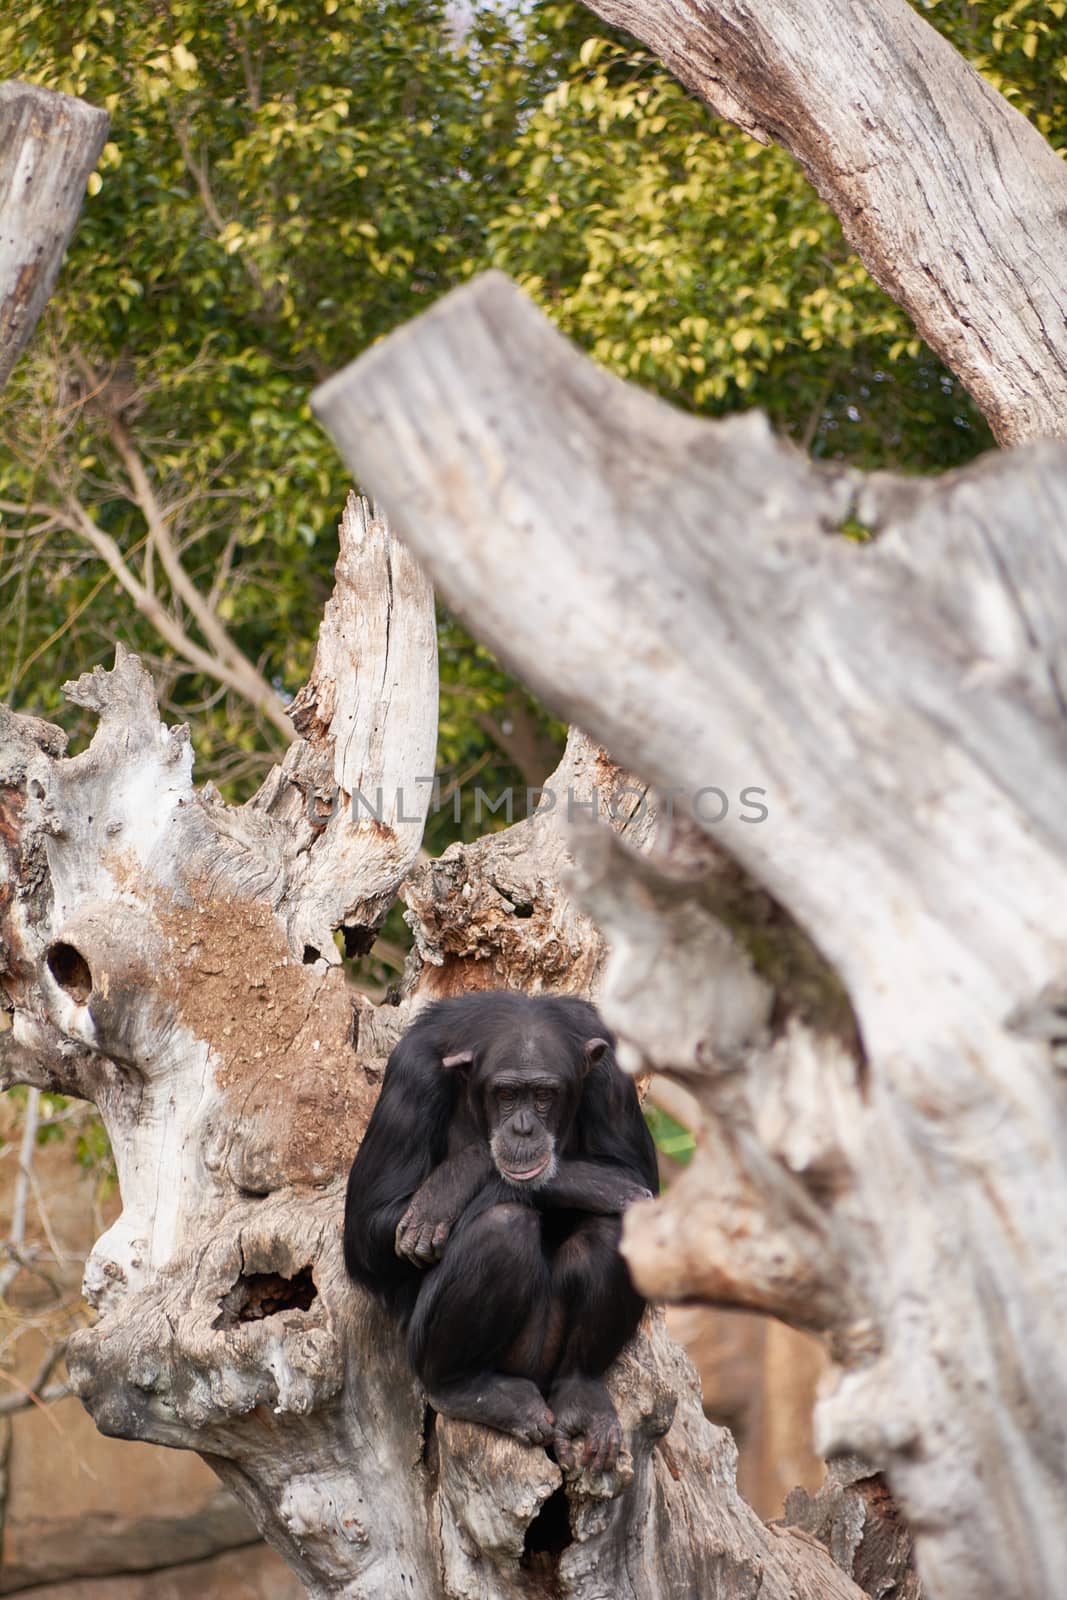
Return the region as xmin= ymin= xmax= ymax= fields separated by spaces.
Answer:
xmin=382 ymin=543 xmax=394 ymax=669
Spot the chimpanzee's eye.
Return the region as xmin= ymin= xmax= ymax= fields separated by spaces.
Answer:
xmin=534 ymin=1088 xmax=555 ymax=1115
xmin=497 ymin=1088 xmax=516 ymax=1113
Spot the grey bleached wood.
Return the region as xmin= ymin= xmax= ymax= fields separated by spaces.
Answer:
xmin=567 ymin=819 xmax=874 ymax=1348
xmin=400 ymin=726 xmax=657 ymax=1002
xmin=0 ymin=499 xmax=434 ymax=1293
xmin=313 ymin=269 xmax=1067 ymax=1600
xmin=784 ymin=1456 xmax=924 ymax=1600
xmin=0 ymin=81 xmax=108 ymax=390
xmin=576 ymin=0 xmax=1067 ymax=445
xmin=250 ymin=492 xmax=439 ymax=959
xmin=0 ymin=502 xmax=443 ymax=1596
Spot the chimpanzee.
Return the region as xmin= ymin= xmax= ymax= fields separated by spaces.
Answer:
xmin=344 ymin=990 xmax=658 ymax=1470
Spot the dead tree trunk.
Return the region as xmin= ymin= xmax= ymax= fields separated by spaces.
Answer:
xmin=0 ymin=493 xmax=866 ymax=1600
xmin=312 ymin=273 xmax=1067 ymax=1600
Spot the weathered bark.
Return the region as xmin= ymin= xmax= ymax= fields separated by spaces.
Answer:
xmin=0 ymin=82 xmax=108 ymax=390
xmin=784 ymin=1456 xmax=924 ymax=1600
xmin=574 ymin=0 xmax=1067 ymax=446
xmin=311 ymin=271 xmax=1067 ymax=1600
xmin=0 ymin=492 xmax=863 ymax=1598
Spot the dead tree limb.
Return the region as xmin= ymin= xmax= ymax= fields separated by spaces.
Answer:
xmin=0 ymin=81 xmax=108 ymax=390
xmin=577 ymin=0 xmax=1067 ymax=445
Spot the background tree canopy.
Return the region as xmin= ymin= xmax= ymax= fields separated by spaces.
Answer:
xmin=0 ymin=0 xmax=1062 ymax=845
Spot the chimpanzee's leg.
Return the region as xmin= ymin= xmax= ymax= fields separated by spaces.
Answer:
xmin=408 ymin=1199 xmax=555 ymax=1445
xmin=546 ymin=1214 xmax=645 ymax=1472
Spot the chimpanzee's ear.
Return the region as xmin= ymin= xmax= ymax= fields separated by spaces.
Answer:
xmin=581 ymin=1037 xmax=610 ymax=1075
xmin=441 ymin=1049 xmax=474 ymax=1071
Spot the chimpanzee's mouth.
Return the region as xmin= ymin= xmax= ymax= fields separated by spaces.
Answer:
xmin=500 ymin=1156 xmax=551 ymax=1183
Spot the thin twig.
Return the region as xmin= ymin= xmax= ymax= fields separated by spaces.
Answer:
xmin=53 ymin=354 xmax=291 ymax=734
xmin=0 ymin=1088 xmax=40 ymax=1297
xmin=27 ymin=1160 xmax=65 ymax=1266
xmin=0 ymin=1335 xmax=69 ymax=1416
xmin=800 ymin=363 xmax=840 ymax=456
xmin=63 ymin=490 xmax=293 ymax=735
xmin=0 ymin=1335 xmax=71 ymax=1420
xmin=0 ymin=1379 xmax=70 ymax=1417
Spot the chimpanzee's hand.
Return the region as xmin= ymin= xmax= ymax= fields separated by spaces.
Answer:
xmin=394 ymin=1145 xmax=494 ymax=1267
xmin=395 ymin=1187 xmax=455 ymax=1268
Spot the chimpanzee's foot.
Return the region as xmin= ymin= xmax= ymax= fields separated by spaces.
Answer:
xmin=548 ymin=1374 xmax=621 ymax=1472
xmin=428 ymin=1375 xmax=555 ymax=1447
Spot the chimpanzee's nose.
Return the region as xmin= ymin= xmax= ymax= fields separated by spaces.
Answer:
xmin=512 ymin=1109 xmax=534 ymax=1137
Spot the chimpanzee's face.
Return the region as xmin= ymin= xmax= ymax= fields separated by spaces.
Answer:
xmin=485 ymin=1068 xmax=568 ymax=1186
xmin=463 ymin=1024 xmax=607 ymax=1187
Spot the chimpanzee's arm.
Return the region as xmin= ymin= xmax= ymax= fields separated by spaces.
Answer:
xmin=344 ymin=1021 xmax=458 ymax=1317
xmin=394 ymin=1141 xmax=496 ymax=1265
xmin=538 ymin=1006 xmax=660 ymax=1214
xmin=534 ymin=1159 xmax=653 ymax=1214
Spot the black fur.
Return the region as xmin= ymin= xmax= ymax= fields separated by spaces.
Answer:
xmin=344 ymin=991 xmax=658 ymax=1467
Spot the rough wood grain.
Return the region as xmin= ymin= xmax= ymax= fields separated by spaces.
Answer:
xmin=313 ymin=270 xmax=1067 ymax=1600
xmin=0 ymin=81 xmax=108 ymax=390
xmin=575 ymin=0 xmax=1067 ymax=445
xmin=251 ymin=492 xmax=439 ymax=960
xmin=784 ymin=1456 xmax=924 ymax=1600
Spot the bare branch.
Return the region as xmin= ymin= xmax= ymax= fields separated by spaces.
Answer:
xmin=101 ymin=396 xmax=292 ymax=733
xmin=0 ymin=1085 xmax=40 ymax=1296
xmin=0 ymin=1337 xmax=70 ymax=1415
xmin=576 ymin=0 xmax=1067 ymax=444
xmin=170 ymin=115 xmax=227 ymax=234
xmin=0 ymin=1377 xmax=70 ymax=1415
xmin=62 ymin=490 xmax=293 ymax=737
xmin=170 ymin=114 xmax=277 ymax=310
xmin=471 ymin=689 xmax=563 ymax=788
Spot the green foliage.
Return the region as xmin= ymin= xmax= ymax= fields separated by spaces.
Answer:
xmin=0 ymin=1088 xmax=116 ymax=1196
xmin=435 ymin=611 xmax=567 ymax=847
xmin=0 ymin=0 xmax=1060 ymax=798
xmin=917 ymin=0 xmax=1067 ymax=148
xmin=73 ymin=1112 xmax=118 ymax=1189
xmin=644 ymin=1102 xmax=696 ymax=1168
xmin=0 ymin=0 xmax=552 ymax=786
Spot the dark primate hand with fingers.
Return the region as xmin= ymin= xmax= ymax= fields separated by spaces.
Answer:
xmin=344 ymin=990 xmax=658 ymax=1472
